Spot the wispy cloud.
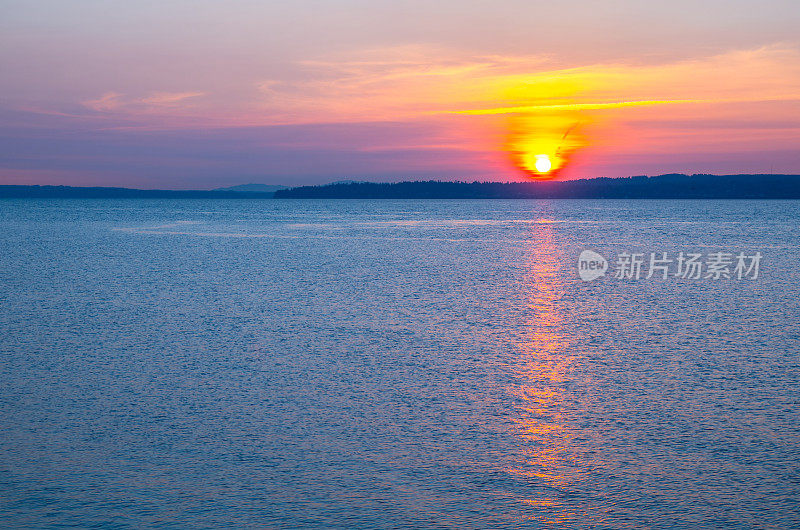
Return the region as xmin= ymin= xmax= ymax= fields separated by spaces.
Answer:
xmin=139 ymin=92 xmax=204 ymax=106
xmin=83 ymin=92 xmax=126 ymax=112
xmin=250 ymin=45 xmax=800 ymax=123
xmin=447 ymin=99 xmax=700 ymax=115
xmin=83 ymin=91 xmax=205 ymax=113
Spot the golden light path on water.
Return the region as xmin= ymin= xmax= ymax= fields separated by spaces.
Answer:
xmin=504 ymin=219 xmax=599 ymax=525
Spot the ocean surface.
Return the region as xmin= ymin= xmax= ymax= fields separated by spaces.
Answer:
xmin=1 ymin=199 xmax=799 ymax=529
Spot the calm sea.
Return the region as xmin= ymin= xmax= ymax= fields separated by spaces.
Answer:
xmin=1 ymin=199 xmax=799 ymax=529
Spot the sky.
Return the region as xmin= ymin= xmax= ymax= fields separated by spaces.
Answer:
xmin=1 ymin=0 xmax=799 ymax=188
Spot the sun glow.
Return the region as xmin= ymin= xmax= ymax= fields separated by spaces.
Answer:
xmin=506 ymin=112 xmax=589 ymax=180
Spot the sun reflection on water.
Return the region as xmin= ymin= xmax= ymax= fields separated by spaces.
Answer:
xmin=504 ymin=218 xmax=596 ymax=525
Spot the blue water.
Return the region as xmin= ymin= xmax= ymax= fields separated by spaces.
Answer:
xmin=1 ymin=199 xmax=799 ymax=529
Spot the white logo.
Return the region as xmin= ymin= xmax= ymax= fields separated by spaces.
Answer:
xmin=578 ymin=250 xmax=608 ymax=281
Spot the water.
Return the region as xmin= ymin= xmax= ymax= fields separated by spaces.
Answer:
xmin=1 ymin=199 xmax=799 ymax=529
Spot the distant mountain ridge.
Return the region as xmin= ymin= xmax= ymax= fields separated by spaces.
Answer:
xmin=274 ymin=174 xmax=800 ymax=199
xmin=0 ymin=185 xmax=276 ymax=198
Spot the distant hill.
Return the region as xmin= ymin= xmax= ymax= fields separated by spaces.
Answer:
xmin=274 ymin=174 xmax=800 ymax=199
xmin=0 ymin=185 xmax=276 ymax=199
xmin=213 ymin=183 xmax=288 ymax=193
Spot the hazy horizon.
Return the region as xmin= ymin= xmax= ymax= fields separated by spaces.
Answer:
xmin=4 ymin=172 xmax=800 ymax=191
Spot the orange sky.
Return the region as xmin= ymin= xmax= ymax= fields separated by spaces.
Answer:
xmin=1 ymin=1 xmax=799 ymax=186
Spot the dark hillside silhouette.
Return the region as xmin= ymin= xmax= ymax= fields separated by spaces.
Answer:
xmin=274 ymin=174 xmax=800 ymax=199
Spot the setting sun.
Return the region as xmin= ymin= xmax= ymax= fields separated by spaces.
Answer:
xmin=534 ymin=154 xmax=552 ymax=174
xmin=506 ymin=112 xmax=588 ymax=180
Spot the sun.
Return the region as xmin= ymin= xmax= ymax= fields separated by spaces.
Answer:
xmin=505 ymin=113 xmax=587 ymax=181
xmin=517 ymin=151 xmax=559 ymax=180
xmin=534 ymin=154 xmax=552 ymax=174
